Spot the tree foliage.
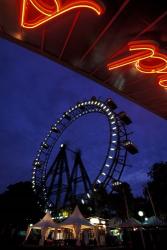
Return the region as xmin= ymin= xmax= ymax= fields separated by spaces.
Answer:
xmin=110 ymin=182 xmax=135 ymax=219
xmin=144 ymin=161 xmax=167 ymax=218
xmin=0 ymin=181 xmax=43 ymax=228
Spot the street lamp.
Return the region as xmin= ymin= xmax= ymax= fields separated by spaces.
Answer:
xmin=138 ymin=210 xmax=144 ymax=217
xmin=138 ymin=210 xmax=145 ymax=224
xmin=144 ymin=217 xmax=148 ymax=222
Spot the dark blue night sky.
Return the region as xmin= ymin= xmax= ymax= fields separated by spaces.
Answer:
xmin=0 ymin=38 xmax=167 ymax=196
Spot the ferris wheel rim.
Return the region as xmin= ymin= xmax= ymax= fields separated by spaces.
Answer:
xmin=32 ymin=98 xmax=129 ymax=208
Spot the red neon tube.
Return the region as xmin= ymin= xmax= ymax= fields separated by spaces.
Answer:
xmin=21 ymin=0 xmax=105 ymax=29
xmin=107 ymin=40 xmax=167 ymax=89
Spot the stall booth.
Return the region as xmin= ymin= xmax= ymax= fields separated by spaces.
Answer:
xmin=119 ymin=217 xmax=146 ymax=249
xmin=106 ymin=217 xmax=144 ymax=248
xmin=107 ymin=217 xmax=123 ymax=246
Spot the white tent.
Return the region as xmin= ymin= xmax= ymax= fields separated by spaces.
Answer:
xmin=25 ymin=212 xmax=58 ymax=246
xmin=32 ymin=212 xmax=57 ymax=229
xmin=59 ymin=206 xmax=94 ymax=245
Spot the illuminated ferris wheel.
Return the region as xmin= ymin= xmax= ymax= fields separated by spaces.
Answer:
xmin=32 ymin=97 xmax=138 ymax=211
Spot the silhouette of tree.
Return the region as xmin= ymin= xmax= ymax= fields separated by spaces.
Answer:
xmin=81 ymin=182 xmax=137 ymax=219
xmin=110 ymin=182 xmax=135 ymax=219
xmin=0 ymin=181 xmax=43 ymax=227
xmin=144 ymin=161 xmax=167 ymax=218
xmin=92 ymin=184 xmax=112 ymax=218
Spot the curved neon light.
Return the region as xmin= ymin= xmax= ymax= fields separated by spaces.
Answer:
xmin=158 ymin=75 xmax=167 ymax=89
xmin=29 ymin=0 xmax=60 ymax=15
xmin=107 ymin=40 xmax=167 ymax=89
xmin=135 ymin=55 xmax=167 ymax=73
xmin=28 ymin=0 xmax=56 ymax=16
xmin=107 ymin=41 xmax=156 ymax=70
xmin=21 ymin=0 xmax=104 ymax=29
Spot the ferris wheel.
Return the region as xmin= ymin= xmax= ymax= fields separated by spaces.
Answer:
xmin=32 ymin=97 xmax=138 ymax=211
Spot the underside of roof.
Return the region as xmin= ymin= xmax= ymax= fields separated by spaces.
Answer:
xmin=0 ymin=0 xmax=167 ymax=119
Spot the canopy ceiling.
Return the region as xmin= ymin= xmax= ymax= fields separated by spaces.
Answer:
xmin=0 ymin=0 xmax=167 ymax=119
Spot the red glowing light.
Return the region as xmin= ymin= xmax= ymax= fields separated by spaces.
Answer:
xmin=21 ymin=0 xmax=104 ymax=29
xmin=158 ymin=75 xmax=167 ymax=89
xmin=107 ymin=40 xmax=167 ymax=89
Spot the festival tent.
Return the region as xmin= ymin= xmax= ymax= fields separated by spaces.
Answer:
xmin=108 ymin=217 xmax=141 ymax=229
xmin=59 ymin=206 xmax=94 ymax=245
xmin=60 ymin=205 xmax=94 ymax=231
xmin=143 ymin=216 xmax=167 ymax=227
xmin=119 ymin=217 xmax=142 ymax=228
xmin=25 ymin=212 xmax=58 ymax=246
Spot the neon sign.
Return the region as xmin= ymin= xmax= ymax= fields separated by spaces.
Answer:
xmin=21 ymin=0 xmax=104 ymax=29
xmin=107 ymin=40 xmax=167 ymax=89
